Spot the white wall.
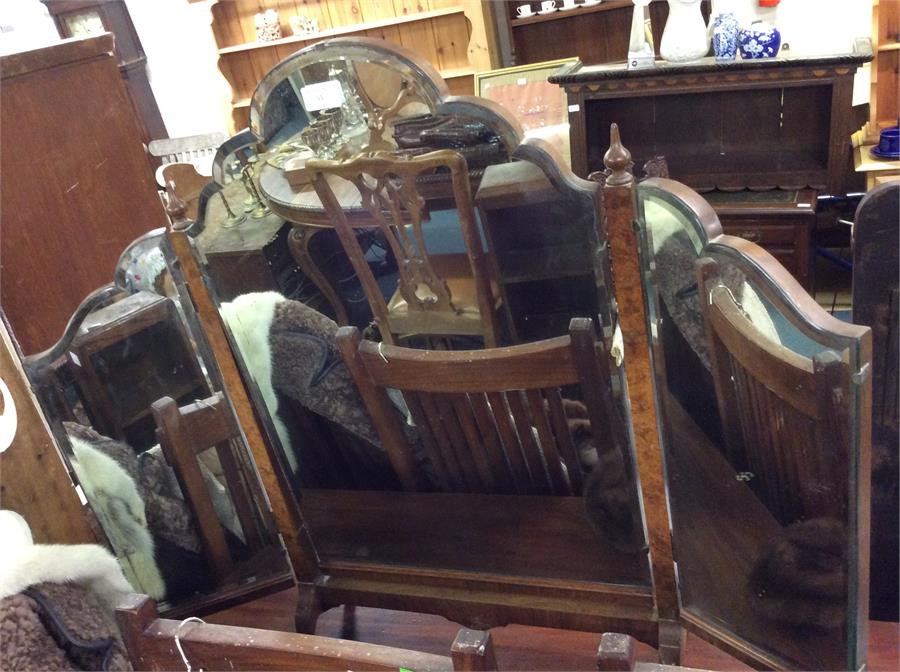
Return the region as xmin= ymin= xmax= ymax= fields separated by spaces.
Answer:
xmin=0 ymin=0 xmax=59 ymax=56
xmin=0 ymin=1 xmax=232 ymax=137
xmin=125 ymin=0 xmax=232 ymax=138
xmin=712 ymin=0 xmax=872 ymax=55
xmin=1 ymin=1 xmax=875 ymax=136
xmin=711 ymin=0 xmax=873 ymax=103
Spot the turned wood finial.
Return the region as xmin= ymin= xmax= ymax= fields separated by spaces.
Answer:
xmin=164 ymin=180 xmax=191 ymax=231
xmin=603 ymin=124 xmax=634 ymax=186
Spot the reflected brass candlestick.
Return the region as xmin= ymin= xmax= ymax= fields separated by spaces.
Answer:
xmin=218 ymin=191 xmax=245 ymax=229
xmin=240 ymin=164 xmax=269 ymax=219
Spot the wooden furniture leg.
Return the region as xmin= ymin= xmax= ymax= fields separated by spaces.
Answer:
xmin=294 ymin=582 xmax=323 ymax=634
xmin=341 ymin=604 xmax=357 ymax=640
xmin=450 ymin=629 xmax=497 ymax=672
xmin=657 ymin=620 xmax=685 ymax=666
xmin=287 ymin=224 xmax=349 ymax=325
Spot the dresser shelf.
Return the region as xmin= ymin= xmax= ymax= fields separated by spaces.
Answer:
xmin=218 ymin=6 xmax=464 ymax=55
xmin=210 ymin=0 xmax=495 ymax=131
xmin=511 ymin=0 xmax=634 ymax=28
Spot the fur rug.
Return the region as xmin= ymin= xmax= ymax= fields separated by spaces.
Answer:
xmin=220 ymin=292 xmax=397 ymax=480
xmin=67 ymin=437 xmax=166 ymax=599
xmin=220 ymin=293 xmax=297 ymax=471
xmin=748 ymin=517 xmax=847 ymax=629
xmin=0 ymin=543 xmax=133 ymax=610
xmin=0 ymin=515 xmax=133 ymax=671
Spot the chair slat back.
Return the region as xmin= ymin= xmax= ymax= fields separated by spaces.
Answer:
xmin=152 ymin=392 xmax=263 ymax=581
xmin=697 ymin=259 xmax=856 ymax=524
xmin=336 ymin=318 xmax=628 ymax=497
xmin=309 ymin=150 xmax=499 ymax=346
xmin=116 ymin=594 xmax=496 ymax=671
xmin=852 ymin=183 xmax=899 ymax=438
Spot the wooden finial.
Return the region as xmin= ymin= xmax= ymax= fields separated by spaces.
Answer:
xmin=603 ymin=123 xmax=634 ymax=186
xmin=164 ymin=180 xmax=191 ymax=231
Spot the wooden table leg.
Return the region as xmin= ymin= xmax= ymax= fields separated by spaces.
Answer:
xmin=287 ymin=224 xmax=349 ymax=325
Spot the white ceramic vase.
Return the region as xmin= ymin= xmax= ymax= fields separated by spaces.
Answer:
xmin=660 ymin=0 xmax=710 ymax=62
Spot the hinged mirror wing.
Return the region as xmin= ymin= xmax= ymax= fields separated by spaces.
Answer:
xmin=623 ymin=152 xmax=872 ymax=669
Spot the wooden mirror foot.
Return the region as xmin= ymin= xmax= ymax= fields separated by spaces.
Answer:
xmin=294 ymin=583 xmax=322 ymax=634
xmin=340 ymin=605 xmax=357 ymax=640
xmin=657 ymin=619 xmax=684 ymax=665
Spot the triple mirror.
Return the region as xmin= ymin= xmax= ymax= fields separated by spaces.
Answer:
xmin=192 ymin=37 xmax=656 ymax=643
xmin=10 ymin=36 xmax=872 ymax=671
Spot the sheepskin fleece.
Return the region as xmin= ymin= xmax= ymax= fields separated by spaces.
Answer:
xmin=0 ymin=543 xmax=132 ymax=609
xmin=1 ymin=592 xmax=73 ymax=671
xmin=269 ymin=299 xmax=383 ymax=448
xmin=65 ymin=423 xmax=199 ymax=555
xmin=219 ymin=292 xmax=296 ymax=471
xmin=0 ymin=583 xmax=131 ymax=671
xmin=67 ymin=437 xmax=166 ymax=600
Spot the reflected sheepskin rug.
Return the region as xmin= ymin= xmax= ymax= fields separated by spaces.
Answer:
xmin=220 ymin=292 xmax=297 ymax=471
xmin=219 ymin=292 xmax=391 ymax=477
xmin=67 ymin=437 xmax=166 ymax=599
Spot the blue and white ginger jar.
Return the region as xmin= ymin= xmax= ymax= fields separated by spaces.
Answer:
xmin=739 ymin=21 xmax=781 ymax=59
xmin=712 ymin=12 xmax=739 ymax=61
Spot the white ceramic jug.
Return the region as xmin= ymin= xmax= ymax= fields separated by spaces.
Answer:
xmin=660 ymin=0 xmax=710 ymax=62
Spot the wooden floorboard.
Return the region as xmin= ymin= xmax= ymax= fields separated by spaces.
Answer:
xmin=206 ymin=588 xmax=900 ymax=671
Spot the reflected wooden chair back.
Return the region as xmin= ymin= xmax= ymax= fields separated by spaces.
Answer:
xmin=152 ymin=392 xmax=265 ymax=582
xmin=309 ymin=150 xmax=501 ymax=347
xmin=852 ymin=182 xmax=899 ymax=441
xmin=696 ymin=254 xmax=867 ymax=525
xmin=116 ymin=594 xmax=497 ymax=671
xmin=336 ymin=318 xmax=626 ymax=497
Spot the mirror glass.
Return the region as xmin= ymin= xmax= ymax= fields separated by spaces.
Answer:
xmin=191 ymin=39 xmax=652 ymax=600
xmin=250 ymin=44 xmax=444 ymax=160
xmin=636 ymin=180 xmax=867 ymax=670
xmin=21 ymin=230 xmax=290 ymax=610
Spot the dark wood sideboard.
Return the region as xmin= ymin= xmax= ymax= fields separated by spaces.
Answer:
xmin=703 ymin=188 xmax=817 ymax=289
xmin=550 ymin=49 xmax=872 ymax=289
xmin=550 ymin=49 xmax=873 ymax=192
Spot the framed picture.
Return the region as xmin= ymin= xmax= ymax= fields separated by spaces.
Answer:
xmin=475 ymin=57 xmax=579 ymax=166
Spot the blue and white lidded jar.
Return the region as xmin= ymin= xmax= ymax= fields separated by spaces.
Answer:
xmin=712 ymin=12 xmax=739 ymax=61
xmin=739 ymin=21 xmax=781 ymax=59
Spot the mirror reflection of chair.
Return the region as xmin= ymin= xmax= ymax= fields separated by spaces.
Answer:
xmin=152 ymin=392 xmax=275 ymax=586
xmin=697 ymin=255 xmax=863 ymax=524
xmin=613 ymin=118 xmax=872 ymax=668
xmin=335 ymin=318 xmax=630 ymax=500
xmin=310 ymin=150 xmax=503 ymax=347
xmin=851 ymin=182 xmax=899 ymax=621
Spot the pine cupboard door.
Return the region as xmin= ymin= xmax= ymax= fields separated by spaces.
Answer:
xmin=633 ymin=178 xmax=871 ymax=671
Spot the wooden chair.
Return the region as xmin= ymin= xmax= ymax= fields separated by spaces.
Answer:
xmin=696 ymin=255 xmax=864 ymax=525
xmin=335 ymin=317 xmax=628 ymax=498
xmin=851 ymin=181 xmax=899 ymax=621
xmin=853 ymin=182 xmax=899 ymax=446
xmin=309 ymin=150 xmax=503 ymax=347
xmin=151 ymin=392 xmax=268 ymax=583
xmin=117 ymin=593 xmax=497 ymax=671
